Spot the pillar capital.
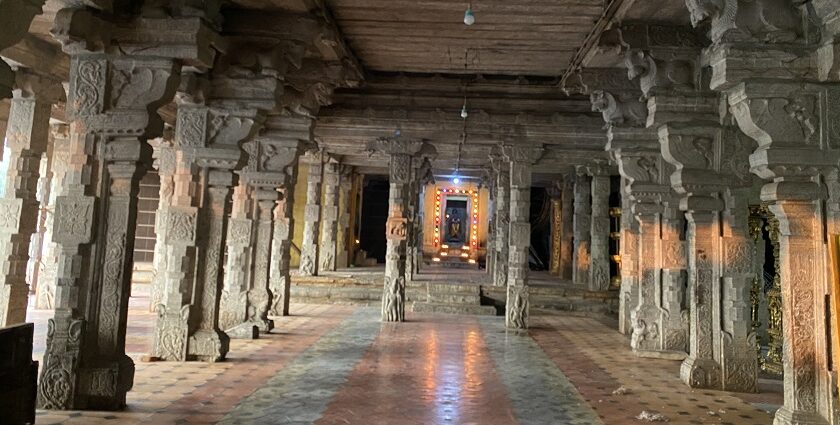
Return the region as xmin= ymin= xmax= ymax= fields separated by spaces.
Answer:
xmin=51 ymin=5 xmax=224 ymax=68
xmin=659 ymin=120 xmax=756 ymax=211
xmin=727 ymin=81 xmax=840 ymax=187
xmin=502 ymin=144 xmax=544 ymax=164
xmin=615 ymin=23 xmax=706 ymax=99
xmin=366 ymin=137 xmax=425 ymax=158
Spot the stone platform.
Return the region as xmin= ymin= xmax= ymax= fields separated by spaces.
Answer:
xmin=289 ymin=267 xmax=619 ymax=317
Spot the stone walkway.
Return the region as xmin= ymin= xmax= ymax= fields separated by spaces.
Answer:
xmin=28 ymin=299 xmax=780 ymax=424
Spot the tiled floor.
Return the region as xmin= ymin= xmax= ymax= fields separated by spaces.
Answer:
xmin=26 ymin=294 xmax=781 ymax=424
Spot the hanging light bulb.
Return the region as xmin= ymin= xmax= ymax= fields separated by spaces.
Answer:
xmin=464 ymin=7 xmax=475 ymax=25
xmin=453 ymin=177 xmax=461 ymax=185
xmin=460 ymin=102 xmax=469 ymax=119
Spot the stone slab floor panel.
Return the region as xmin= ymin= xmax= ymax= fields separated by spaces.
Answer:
xmin=530 ymin=313 xmax=780 ymax=424
xmin=24 ymin=294 xmax=781 ymax=424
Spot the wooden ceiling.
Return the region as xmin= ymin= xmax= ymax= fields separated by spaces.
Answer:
xmin=325 ymin=0 xmax=607 ymax=76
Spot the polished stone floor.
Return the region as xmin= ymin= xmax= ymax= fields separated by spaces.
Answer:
xmin=27 ymin=289 xmax=781 ymax=424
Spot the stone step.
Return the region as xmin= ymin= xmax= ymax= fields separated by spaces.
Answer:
xmin=530 ymin=299 xmax=615 ymax=315
xmin=291 ymin=284 xmax=425 ymax=304
xmin=426 ymin=282 xmax=481 ymax=295
xmin=411 ymin=302 xmax=498 ymax=316
xmin=427 ymin=292 xmax=482 ymax=304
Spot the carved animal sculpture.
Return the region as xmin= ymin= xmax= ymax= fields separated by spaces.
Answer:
xmin=684 ymin=0 xmax=802 ymax=43
xmin=590 ymin=90 xmax=647 ymax=129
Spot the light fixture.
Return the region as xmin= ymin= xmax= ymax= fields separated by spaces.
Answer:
xmin=453 ymin=177 xmax=461 ymax=184
xmin=464 ymin=6 xmax=475 ymax=25
xmin=460 ymin=101 xmax=469 ymax=119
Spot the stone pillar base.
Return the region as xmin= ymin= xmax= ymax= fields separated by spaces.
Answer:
xmin=188 ymin=330 xmax=229 ymax=362
xmin=82 ymin=355 xmax=135 ymax=411
xmin=680 ymin=356 xmax=721 ymax=389
xmin=226 ymin=319 xmax=273 ymax=339
xmin=773 ymin=407 xmax=827 ymax=425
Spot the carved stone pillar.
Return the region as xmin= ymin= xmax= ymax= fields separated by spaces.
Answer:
xmin=657 ymin=108 xmax=757 ymax=391
xmin=729 ymin=81 xmax=837 ymax=425
xmin=219 ymin=183 xmax=257 ymax=337
xmin=0 ymin=0 xmax=45 ymax=99
xmin=37 ymin=57 xmax=179 ymax=410
xmin=298 ymin=151 xmax=322 ymax=276
xmin=503 ymin=145 xmax=543 ymax=330
xmin=269 ymin=183 xmax=294 ymax=316
xmin=27 ymin=138 xmax=51 ymax=297
xmin=35 ymin=124 xmax=70 ymax=310
xmin=588 ymin=168 xmax=611 ymax=291
xmin=335 ymin=166 xmax=353 ymax=269
xmin=609 ymin=127 xmax=687 ymax=355
xmin=151 ymin=97 xmax=262 ymax=361
xmin=369 ymin=138 xmax=424 ymax=322
xmin=572 ymin=172 xmax=592 ymax=286
xmin=405 ymin=161 xmax=428 ymax=282
xmin=490 ymin=153 xmax=509 ymax=287
xmin=560 ymin=176 xmax=575 ymax=280
xmin=35 ymin=4 xmax=223 ymax=409
xmin=659 ymin=204 xmax=688 ymax=352
xmin=149 ymin=140 xmax=175 ymax=312
xmin=547 ymin=183 xmax=562 ymax=276
xmin=618 ymin=178 xmax=639 ymax=335
xmin=241 ymin=135 xmax=307 ymax=318
xmin=0 ymin=72 xmax=62 ymax=327
xmin=318 ymin=158 xmax=340 ymax=273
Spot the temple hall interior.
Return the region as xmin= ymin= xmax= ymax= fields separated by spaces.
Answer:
xmin=1 ymin=0 xmax=840 ymax=424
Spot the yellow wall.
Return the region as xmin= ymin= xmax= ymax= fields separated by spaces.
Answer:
xmin=290 ymin=163 xmax=308 ymax=267
xmin=422 ymin=182 xmax=490 ymax=257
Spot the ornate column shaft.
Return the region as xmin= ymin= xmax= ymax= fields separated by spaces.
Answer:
xmin=269 ymin=173 xmax=296 ymax=317
xmin=0 ymin=72 xmax=62 ymax=327
xmin=219 ymin=183 xmax=256 ymax=337
xmin=318 ymin=158 xmax=340 ymax=272
xmin=149 ymin=140 xmax=175 ymax=312
xmin=659 ymin=204 xmax=688 ymax=352
xmin=369 ymin=138 xmax=424 ymax=322
xmin=572 ymin=173 xmax=592 ymax=286
xmin=503 ymin=145 xmax=543 ymax=330
xmin=298 ymin=151 xmax=322 ymax=276
xmin=589 ymin=168 xmax=611 ymax=291
xmin=35 ymin=124 xmax=70 ymax=310
xmin=618 ymin=178 xmax=639 ymax=335
xmin=547 ymin=183 xmax=562 ymax=276
xmin=490 ymin=154 xmax=510 ymax=287
xmin=382 ymin=153 xmax=411 ymax=322
xmin=335 ymin=166 xmax=353 ymax=269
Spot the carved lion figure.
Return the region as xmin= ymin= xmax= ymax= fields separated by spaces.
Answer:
xmin=684 ymin=0 xmax=802 ymax=43
xmin=590 ymin=90 xmax=647 ymax=129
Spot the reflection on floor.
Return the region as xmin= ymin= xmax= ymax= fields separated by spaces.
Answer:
xmin=28 ymin=292 xmax=780 ymax=424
